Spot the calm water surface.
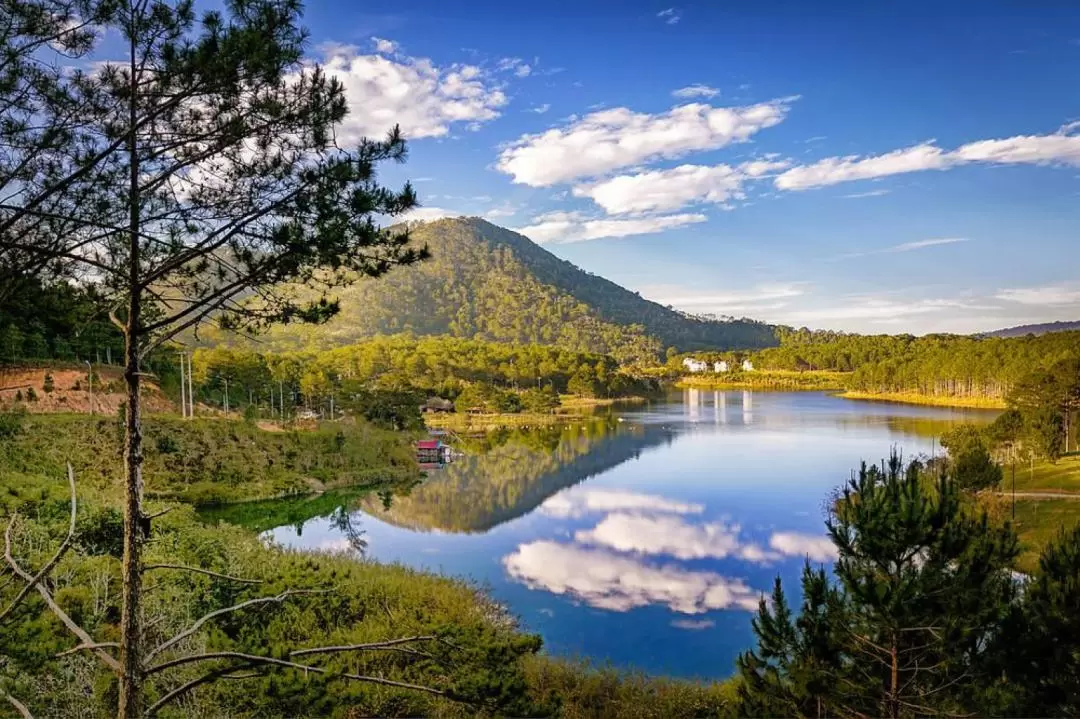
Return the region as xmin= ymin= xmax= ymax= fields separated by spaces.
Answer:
xmin=246 ymin=391 xmax=996 ymax=678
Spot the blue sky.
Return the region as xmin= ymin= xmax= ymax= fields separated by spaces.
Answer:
xmin=299 ymin=0 xmax=1080 ymax=333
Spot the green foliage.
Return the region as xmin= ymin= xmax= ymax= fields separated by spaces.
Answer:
xmin=42 ymin=372 xmax=54 ymax=393
xmin=941 ymin=424 xmax=1003 ymax=491
xmin=24 ymin=386 xmax=37 ymax=402
xmin=1001 ymin=526 xmax=1080 ymax=716
xmin=0 ymin=406 xmax=27 ymax=439
xmin=739 ymin=453 xmax=1020 ymax=717
xmin=748 ymin=329 xmax=1080 ymax=405
xmin=520 ymin=386 xmax=560 ymax=413
xmin=340 ymin=385 xmax=424 ymax=431
xmin=523 ymin=656 xmax=739 ymax=718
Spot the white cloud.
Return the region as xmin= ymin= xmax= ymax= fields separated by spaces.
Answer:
xmin=573 ymin=158 xmax=789 ymax=215
xmin=516 ymin=211 xmax=707 ymax=244
xmin=769 ymin=532 xmax=838 ymax=562
xmin=496 ymin=57 xmax=532 ymax=77
xmin=483 ymin=203 xmax=518 ymax=220
xmin=576 ymin=513 xmax=777 ymax=562
xmin=780 ymin=298 xmax=997 ymax=324
xmin=841 ymin=189 xmax=890 ymax=199
xmin=775 ymin=143 xmax=950 ymax=191
xmin=995 ymin=284 xmax=1080 ymax=306
xmin=372 ymin=37 xmax=398 ymax=54
xmin=528 ymin=103 xmax=551 ymax=114
xmin=673 ymin=84 xmax=720 ymax=99
xmin=574 ymin=164 xmax=745 ymax=214
xmin=496 ymin=98 xmax=795 ymax=186
xmin=646 ymin=283 xmax=805 ymax=312
xmin=540 ymin=488 xmax=703 ymax=519
xmin=657 ymin=7 xmax=682 ymax=24
xmin=503 ymin=540 xmax=762 ymax=614
xmin=317 ymin=44 xmax=508 ymax=143
xmin=831 ymin=237 xmax=970 ymax=260
xmin=776 ymin=125 xmax=1080 ymax=191
xmin=671 ymin=618 xmax=716 ymax=630
xmin=953 ymin=132 xmax=1080 ymax=166
xmin=401 ymin=206 xmax=463 ymax=223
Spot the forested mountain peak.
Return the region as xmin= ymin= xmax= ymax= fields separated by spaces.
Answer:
xmin=231 ymin=216 xmax=778 ymax=359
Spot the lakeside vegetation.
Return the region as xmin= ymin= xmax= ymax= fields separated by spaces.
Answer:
xmin=0 ymin=412 xmax=417 ymax=506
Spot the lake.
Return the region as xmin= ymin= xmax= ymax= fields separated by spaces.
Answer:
xmin=228 ymin=390 xmax=996 ymax=679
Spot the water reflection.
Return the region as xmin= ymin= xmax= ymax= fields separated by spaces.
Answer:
xmin=250 ymin=391 xmax=997 ymax=678
xmin=360 ymin=419 xmax=678 ymax=533
xmin=503 ymin=540 xmax=763 ymax=614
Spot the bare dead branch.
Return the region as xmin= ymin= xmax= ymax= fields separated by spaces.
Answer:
xmin=56 ymin=642 xmax=122 ymax=658
xmin=0 ymin=464 xmax=78 ymax=624
xmin=1 ymin=690 xmax=33 ymax=719
xmin=289 ymin=635 xmax=437 ymax=658
xmin=141 ymin=564 xmax=262 ymax=584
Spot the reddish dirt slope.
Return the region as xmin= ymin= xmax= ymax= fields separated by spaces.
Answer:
xmin=0 ymin=366 xmax=175 ymax=414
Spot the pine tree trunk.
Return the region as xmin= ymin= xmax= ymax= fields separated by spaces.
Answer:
xmin=118 ymin=16 xmax=144 ymax=714
xmin=118 ymin=329 xmax=143 ymax=718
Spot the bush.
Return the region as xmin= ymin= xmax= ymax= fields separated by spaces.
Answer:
xmin=0 ymin=406 xmax=27 ymax=439
xmin=42 ymin=373 xmax=54 ymax=393
xmin=25 ymin=387 xmax=37 ymax=402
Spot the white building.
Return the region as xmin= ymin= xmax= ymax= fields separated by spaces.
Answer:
xmin=682 ymin=357 xmax=708 ymax=373
xmin=742 ymin=359 xmax=754 ymax=371
xmin=714 ymin=361 xmax=729 ymax=373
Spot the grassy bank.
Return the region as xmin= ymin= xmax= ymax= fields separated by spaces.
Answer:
xmin=838 ymin=390 xmax=1006 ymax=409
xmin=0 ymin=411 xmax=418 ymax=505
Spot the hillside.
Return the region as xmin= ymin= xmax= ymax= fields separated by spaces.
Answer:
xmin=219 ymin=218 xmax=777 ymax=360
xmin=983 ymin=320 xmax=1080 ymax=338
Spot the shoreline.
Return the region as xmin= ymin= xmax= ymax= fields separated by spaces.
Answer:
xmin=836 ymin=390 xmax=1006 ymax=410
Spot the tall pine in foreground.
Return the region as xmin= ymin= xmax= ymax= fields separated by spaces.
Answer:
xmin=1 ymin=0 xmax=426 ymax=714
xmin=738 ymin=454 xmax=1019 ymax=718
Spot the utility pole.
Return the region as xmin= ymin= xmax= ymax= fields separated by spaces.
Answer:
xmin=187 ymin=352 xmax=195 ymax=419
xmin=1012 ymin=460 xmax=1016 ymax=520
xmin=177 ymin=353 xmax=187 ymax=418
xmin=85 ymin=360 xmax=93 ymax=416
xmin=222 ymin=377 xmax=229 ymax=416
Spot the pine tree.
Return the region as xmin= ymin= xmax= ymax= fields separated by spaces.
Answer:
xmin=738 ymin=454 xmax=1020 ymax=718
xmin=1002 ymin=526 xmax=1080 ymax=715
xmin=1 ymin=1 xmax=426 ymax=714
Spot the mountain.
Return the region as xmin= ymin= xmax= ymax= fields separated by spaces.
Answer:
xmin=982 ymin=321 xmax=1080 ymax=338
xmin=238 ymin=217 xmax=778 ymax=360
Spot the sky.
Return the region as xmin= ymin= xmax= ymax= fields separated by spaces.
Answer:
xmin=251 ymin=1 xmax=1078 ymax=333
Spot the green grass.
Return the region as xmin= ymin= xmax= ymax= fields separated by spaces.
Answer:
xmin=1008 ymin=453 xmax=1080 ymax=493
xmin=1011 ymin=499 xmax=1080 ymax=574
xmin=0 ymin=411 xmax=418 ymax=505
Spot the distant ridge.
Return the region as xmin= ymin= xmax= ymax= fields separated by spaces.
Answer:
xmin=233 ymin=217 xmax=778 ymax=359
xmin=981 ymin=320 xmax=1080 ymax=338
